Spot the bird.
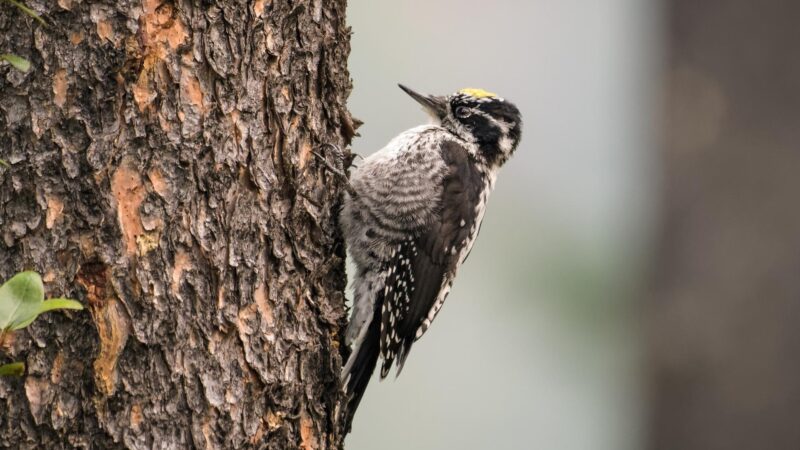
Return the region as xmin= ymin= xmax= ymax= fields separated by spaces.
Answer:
xmin=339 ymin=84 xmax=522 ymax=432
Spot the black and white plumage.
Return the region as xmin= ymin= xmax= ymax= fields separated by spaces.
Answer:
xmin=340 ymin=85 xmax=522 ymax=431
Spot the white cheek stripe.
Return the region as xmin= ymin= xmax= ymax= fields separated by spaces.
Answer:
xmin=472 ymin=110 xmax=511 ymax=134
xmin=498 ymin=136 xmax=514 ymax=154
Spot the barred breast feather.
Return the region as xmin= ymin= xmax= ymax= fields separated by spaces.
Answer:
xmin=341 ymin=124 xmax=491 ymax=429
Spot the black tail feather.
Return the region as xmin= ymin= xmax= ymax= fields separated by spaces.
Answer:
xmin=343 ymin=310 xmax=381 ymax=434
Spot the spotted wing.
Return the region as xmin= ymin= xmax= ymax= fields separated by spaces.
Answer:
xmin=379 ymin=140 xmax=485 ymax=377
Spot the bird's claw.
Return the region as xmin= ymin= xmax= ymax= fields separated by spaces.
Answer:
xmin=313 ymin=144 xmax=358 ymax=197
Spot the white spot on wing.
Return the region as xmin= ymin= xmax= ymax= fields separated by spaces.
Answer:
xmin=414 ymin=177 xmax=496 ymax=341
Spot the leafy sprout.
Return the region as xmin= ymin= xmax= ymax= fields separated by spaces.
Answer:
xmin=0 ymin=53 xmax=30 ymax=72
xmin=0 ymin=271 xmax=83 ymax=332
xmin=0 ymin=3 xmax=67 ymax=378
xmin=4 ymin=0 xmax=46 ymax=26
xmin=0 ymin=362 xmax=24 ymax=376
xmin=0 ymin=0 xmax=46 ymax=73
xmin=0 ymin=272 xmax=83 ymax=376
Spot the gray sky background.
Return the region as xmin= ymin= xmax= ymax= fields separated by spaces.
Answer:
xmin=345 ymin=1 xmax=660 ymax=449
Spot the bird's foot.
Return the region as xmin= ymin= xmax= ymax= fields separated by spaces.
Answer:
xmin=313 ymin=143 xmax=358 ymax=196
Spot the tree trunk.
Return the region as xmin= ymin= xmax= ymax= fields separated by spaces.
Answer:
xmin=648 ymin=1 xmax=800 ymax=449
xmin=0 ymin=0 xmax=354 ymax=448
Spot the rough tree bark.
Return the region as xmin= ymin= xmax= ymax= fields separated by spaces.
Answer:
xmin=0 ymin=0 xmax=354 ymax=448
xmin=649 ymin=1 xmax=800 ymax=449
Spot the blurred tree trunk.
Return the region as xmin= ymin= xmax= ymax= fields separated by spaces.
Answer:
xmin=649 ymin=1 xmax=800 ymax=449
xmin=0 ymin=0 xmax=354 ymax=448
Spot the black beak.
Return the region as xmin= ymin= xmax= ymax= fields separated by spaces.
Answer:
xmin=398 ymin=84 xmax=447 ymax=119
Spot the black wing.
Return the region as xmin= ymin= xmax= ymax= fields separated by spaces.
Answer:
xmin=379 ymin=140 xmax=485 ymax=377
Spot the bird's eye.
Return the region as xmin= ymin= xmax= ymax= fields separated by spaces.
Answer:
xmin=454 ymin=106 xmax=471 ymax=119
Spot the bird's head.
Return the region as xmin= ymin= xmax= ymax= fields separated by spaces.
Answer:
xmin=399 ymin=84 xmax=522 ymax=168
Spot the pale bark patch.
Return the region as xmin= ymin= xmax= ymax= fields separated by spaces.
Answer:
xmin=90 ymin=298 xmax=130 ymax=396
xmin=298 ymin=138 xmax=313 ymax=170
xmin=254 ymin=283 xmax=273 ymax=326
xmin=171 ymin=248 xmax=192 ymax=297
xmin=148 ymin=168 xmax=169 ymax=198
xmin=95 ymin=19 xmax=113 ymax=43
xmin=180 ymin=72 xmax=206 ymax=118
xmin=52 ymin=69 xmax=68 ymax=109
xmin=111 ymin=164 xmax=146 ymax=257
xmin=300 ymin=411 xmax=319 ymax=450
xmin=133 ymin=0 xmax=189 ymax=112
xmin=130 ymin=403 xmax=143 ymax=431
xmin=69 ymin=31 xmax=84 ymax=45
xmin=45 ymin=194 xmax=64 ymax=229
xmin=253 ymin=0 xmax=266 ymax=17
xmin=76 ymin=263 xmax=131 ymax=397
xmin=24 ymin=377 xmax=51 ymax=424
xmin=140 ymin=0 xmax=188 ymax=50
xmin=50 ymin=352 xmax=65 ymax=384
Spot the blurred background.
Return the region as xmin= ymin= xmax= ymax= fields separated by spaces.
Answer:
xmin=345 ymin=1 xmax=800 ymax=449
xmin=346 ymin=1 xmax=657 ymax=449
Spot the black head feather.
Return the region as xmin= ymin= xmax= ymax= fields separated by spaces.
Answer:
xmin=448 ymin=90 xmax=522 ymax=167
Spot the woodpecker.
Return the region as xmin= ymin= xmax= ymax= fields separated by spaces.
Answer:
xmin=340 ymin=85 xmax=522 ymax=431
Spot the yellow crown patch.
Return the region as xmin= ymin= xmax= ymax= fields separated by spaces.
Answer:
xmin=459 ymin=88 xmax=497 ymax=98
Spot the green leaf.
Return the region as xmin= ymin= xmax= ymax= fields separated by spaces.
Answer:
xmin=0 ymin=271 xmax=44 ymax=331
xmin=11 ymin=297 xmax=84 ymax=330
xmin=0 ymin=159 xmax=9 ymax=168
xmin=0 ymin=362 xmax=24 ymax=377
xmin=5 ymin=0 xmax=46 ymax=26
xmin=0 ymin=54 xmax=30 ymax=72
xmin=0 ymin=272 xmax=83 ymax=332
xmin=38 ymin=298 xmax=84 ymax=314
